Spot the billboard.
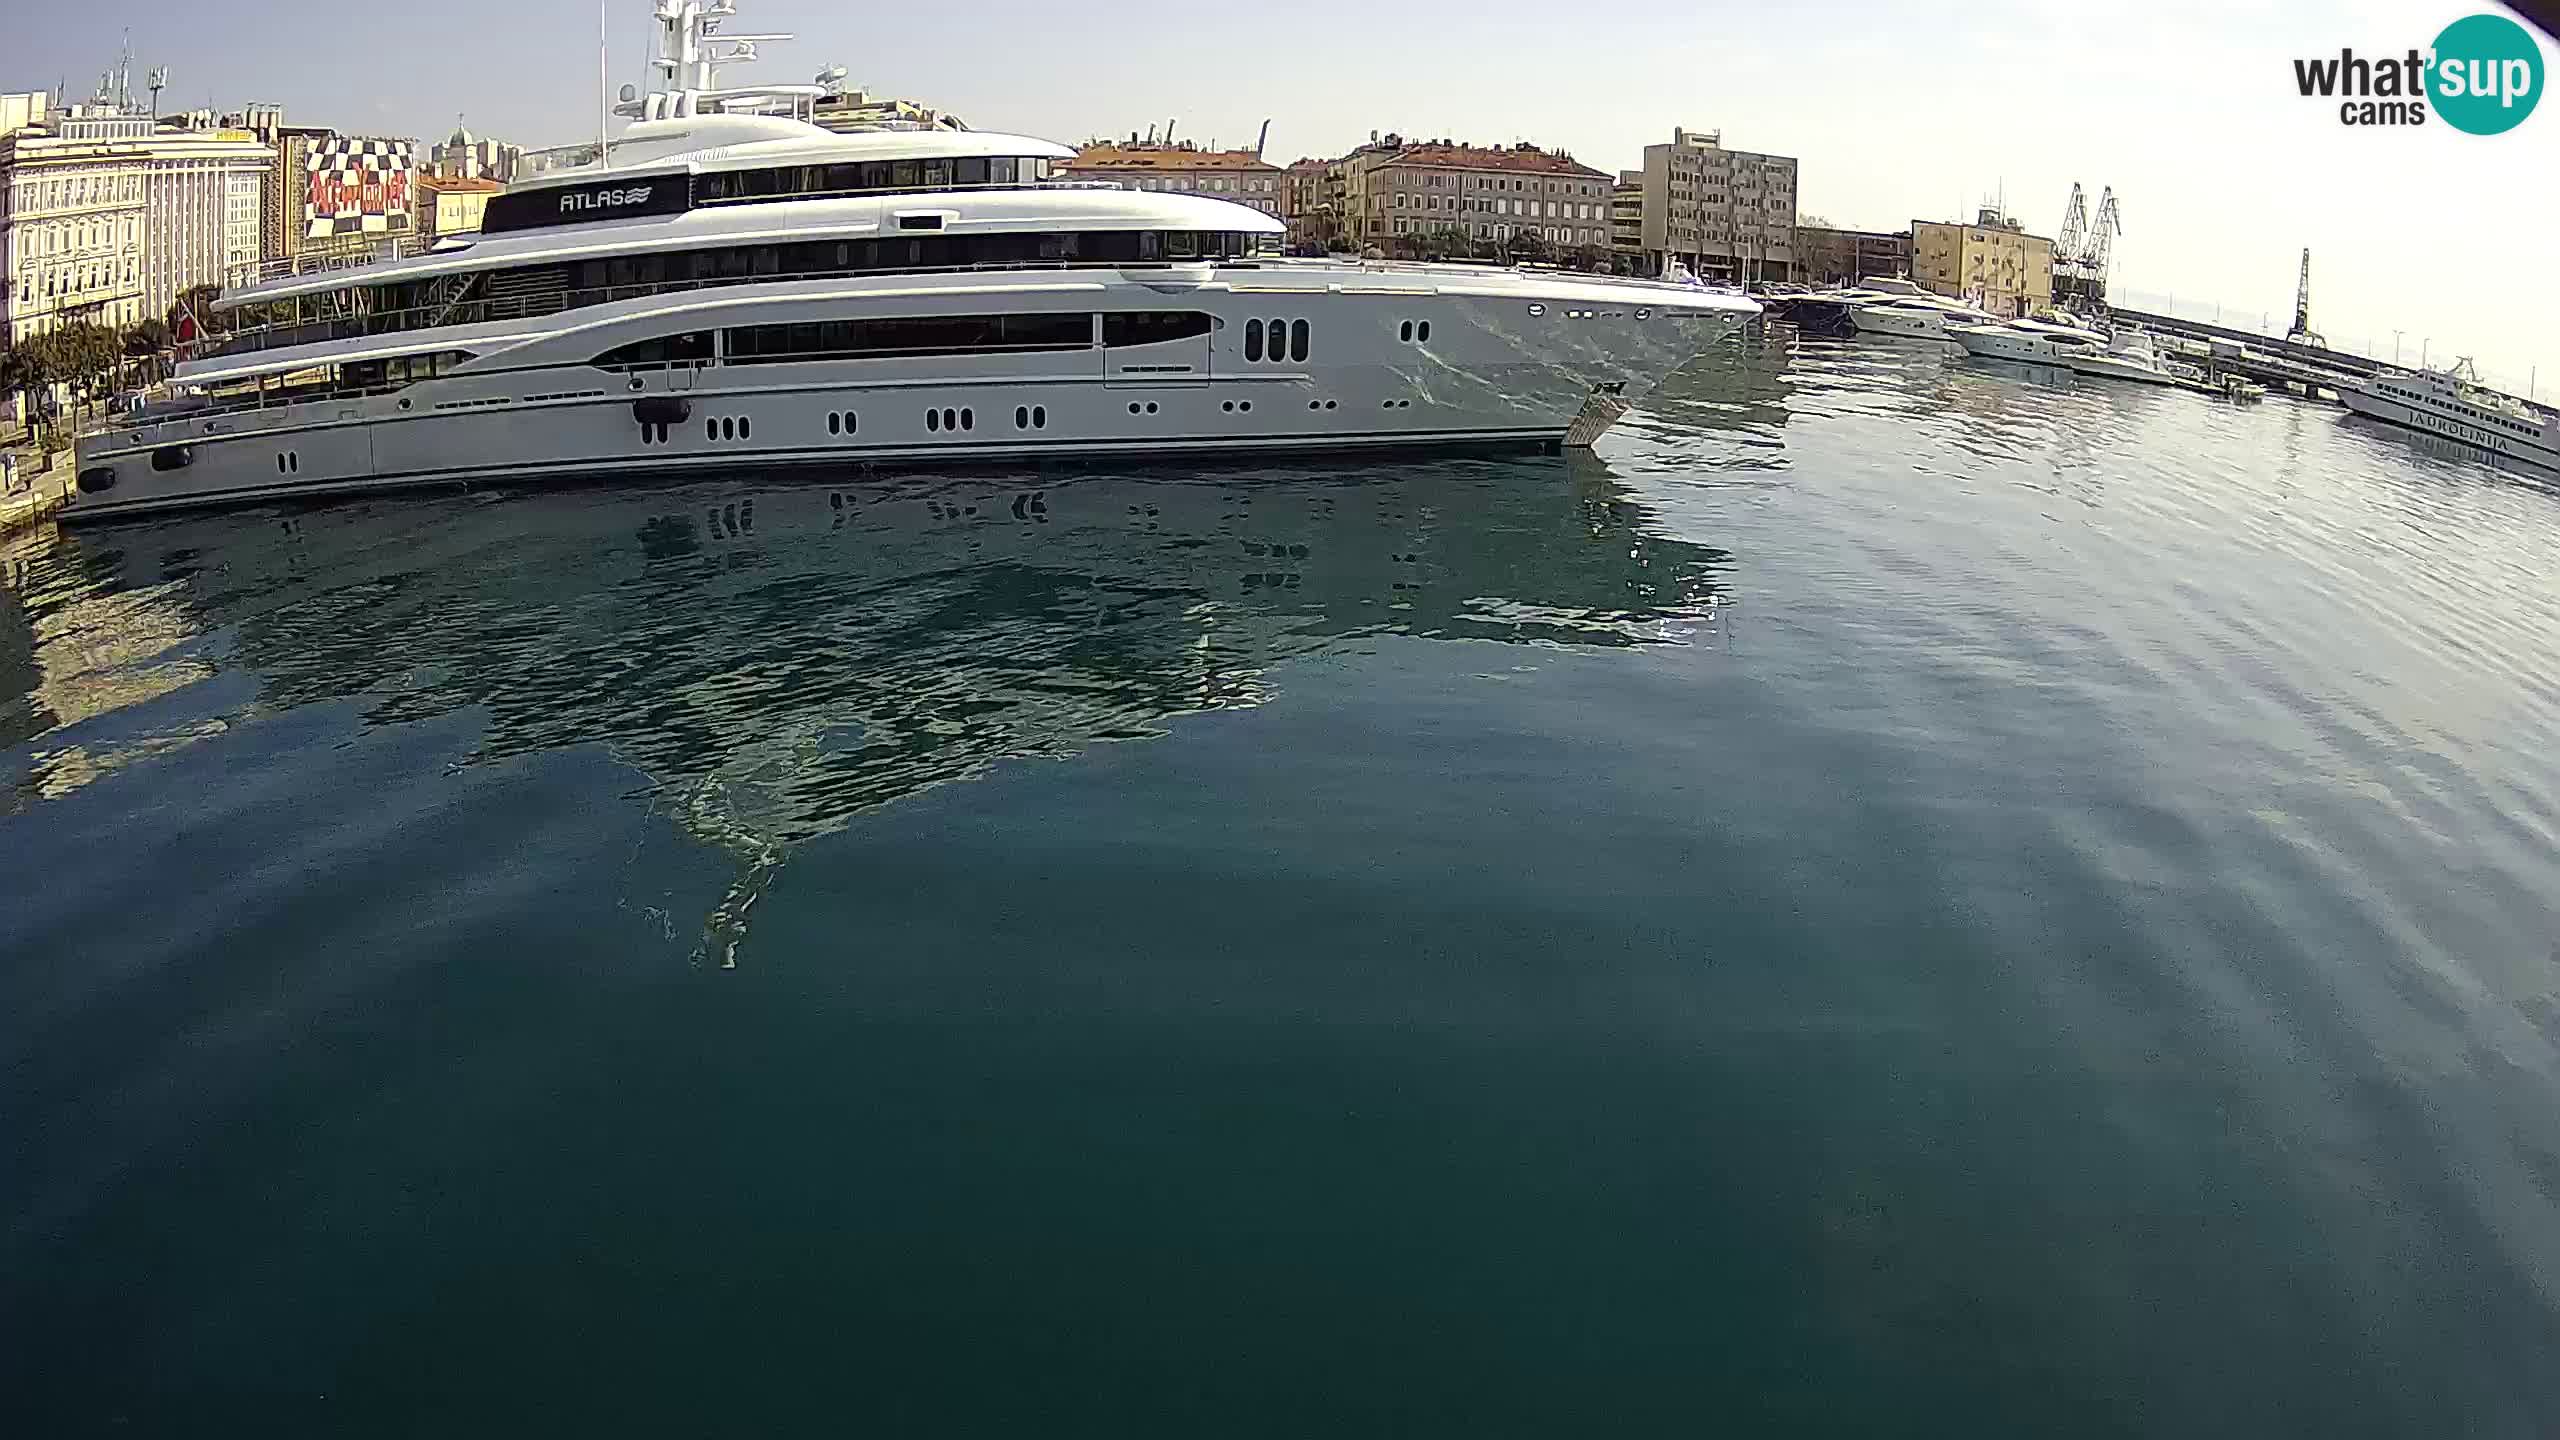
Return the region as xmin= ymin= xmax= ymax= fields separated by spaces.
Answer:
xmin=304 ymin=137 xmax=416 ymax=239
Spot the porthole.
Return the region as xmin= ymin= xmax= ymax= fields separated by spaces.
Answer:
xmin=1399 ymin=320 xmax=1414 ymax=342
xmin=1128 ymin=402 xmax=1142 ymax=415
xmin=1145 ymin=402 xmax=1159 ymax=414
xmin=1032 ymin=406 xmax=1045 ymax=428
xmin=1016 ymin=405 xmax=1030 ymax=429
xmin=1239 ymin=401 xmax=1251 ymax=412
xmin=1245 ymin=318 xmax=1264 ymax=362
xmin=1290 ymin=319 xmax=1309 ymax=362
xmin=844 ymin=411 xmax=857 ymax=434
xmin=1527 ymin=303 xmax=1545 ymax=316
xmin=960 ymin=408 xmax=974 ymax=431
xmin=706 ymin=419 xmax=718 ymax=441
xmin=928 ymin=409 xmax=941 ymax=431
xmin=828 ymin=412 xmax=841 ymax=435
xmin=1416 ymin=320 xmax=1431 ymax=343
xmin=1637 ymin=308 xmax=1651 ymax=319
xmin=1222 ymin=401 xmax=1234 ymax=412
xmin=738 ymin=416 xmax=751 ymax=440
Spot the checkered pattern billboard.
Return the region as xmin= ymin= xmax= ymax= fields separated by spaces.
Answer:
xmin=304 ymin=137 xmax=416 ymax=239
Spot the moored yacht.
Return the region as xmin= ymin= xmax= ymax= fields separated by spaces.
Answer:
xmin=1847 ymin=280 xmax=1996 ymax=341
xmin=1950 ymin=316 xmax=2108 ymax=367
xmin=2342 ymin=359 xmax=2559 ymax=472
xmin=69 ymin=0 xmax=1757 ymax=522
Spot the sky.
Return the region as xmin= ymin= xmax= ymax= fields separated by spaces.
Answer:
xmin=13 ymin=0 xmax=2557 ymax=392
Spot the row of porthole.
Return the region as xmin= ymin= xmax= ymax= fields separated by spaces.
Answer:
xmin=1398 ymin=320 xmax=1434 ymax=343
xmin=274 ymin=450 xmax=301 ymax=473
xmin=639 ymin=421 xmax=675 ymax=444
xmin=1243 ymin=318 xmax=1310 ymax=364
xmin=826 ymin=410 xmax=858 ymax=434
xmin=927 ymin=406 xmax=974 ymax=432
xmin=1219 ymin=400 xmax=1254 ymax=413
xmin=1382 ymin=399 xmax=1413 ymax=410
xmin=709 ymin=415 xmax=752 ymax=441
xmin=1015 ymin=405 xmax=1048 ymax=430
xmin=1126 ymin=401 xmax=1160 ymax=415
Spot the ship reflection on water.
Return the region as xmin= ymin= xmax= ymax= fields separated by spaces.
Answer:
xmin=4 ymin=455 xmax=1733 ymax=963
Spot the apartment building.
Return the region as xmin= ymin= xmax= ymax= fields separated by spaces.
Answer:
xmin=1610 ymin=169 xmax=1644 ymax=262
xmin=1637 ymin=127 xmax=1799 ymax=283
xmin=1338 ymin=135 xmax=1611 ymax=252
xmin=0 ymin=106 xmax=153 ymax=343
xmin=140 ymin=122 xmax=270 ymax=318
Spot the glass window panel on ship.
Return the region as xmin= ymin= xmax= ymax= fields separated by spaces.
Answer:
xmin=216 ymin=230 xmax=1264 ymax=354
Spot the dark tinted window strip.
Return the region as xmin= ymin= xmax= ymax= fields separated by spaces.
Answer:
xmin=215 ymin=231 xmax=1261 ymax=357
xmin=721 ymin=313 xmax=1096 ymax=364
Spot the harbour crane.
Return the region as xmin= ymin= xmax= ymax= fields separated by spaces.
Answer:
xmin=2085 ymin=188 xmax=2121 ymax=282
xmin=2055 ymin=183 xmax=2089 ymax=275
xmin=2285 ymin=248 xmax=2326 ymax=349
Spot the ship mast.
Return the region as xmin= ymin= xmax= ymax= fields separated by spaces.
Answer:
xmin=617 ymin=0 xmax=819 ymax=122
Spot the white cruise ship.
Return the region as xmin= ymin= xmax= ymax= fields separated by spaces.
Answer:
xmin=2341 ymin=360 xmax=2559 ymax=473
xmin=69 ymin=0 xmax=1756 ymax=522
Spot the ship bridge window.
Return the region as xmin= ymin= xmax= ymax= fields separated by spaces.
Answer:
xmin=723 ymin=312 xmax=1095 ymax=363
xmin=1104 ymin=312 xmax=1214 ymax=346
xmin=590 ymin=331 xmax=715 ymax=370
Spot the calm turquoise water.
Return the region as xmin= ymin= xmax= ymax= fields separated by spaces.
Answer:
xmin=7 ymin=338 xmax=2560 ymax=1435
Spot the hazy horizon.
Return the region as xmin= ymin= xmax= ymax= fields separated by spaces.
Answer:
xmin=11 ymin=0 xmax=2554 ymax=392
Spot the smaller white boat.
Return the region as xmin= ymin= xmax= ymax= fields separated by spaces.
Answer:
xmin=2066 ymin=329 xmax=2188 ymax=386
xmin=2219 ymin=375 xmax=2265 ymax=403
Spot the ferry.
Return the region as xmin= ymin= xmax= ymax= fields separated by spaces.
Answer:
xmin=68 ymin=0 xmax=1757 ymax=522
xmin=2340 ymin=360 xmax=2559 ymax=473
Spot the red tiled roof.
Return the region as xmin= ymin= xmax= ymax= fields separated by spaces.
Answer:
xmin=1065 ymin=143 xmax=1279 ymax=173
xmin=1386 ymin=143 xmax=1606 ymax=179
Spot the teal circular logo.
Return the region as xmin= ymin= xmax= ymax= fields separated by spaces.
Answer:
xmin=2428 ymin=13 xmax=2544 ymax=134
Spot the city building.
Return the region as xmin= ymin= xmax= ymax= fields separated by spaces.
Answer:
xmin=1058 ymin=139 xmax=1282 ymax=217
xmin=0 ymin=104 xmax=153 ymax=344
xmin=428 ymin=121 xmax=524 ymax=184
xmin=1793 ymin=224 xmax=1913 ymax=288
xmin=1336 ymin=134 xmax=1612 ymax=254
xmin=139 ymin=119 xmax=270 ymax=319
xmin=1911 ymin=207 xmax=2053 ymax=318
xmin=1610 ymin=169 xmax=1644 ymax=263
xmin=0 ymin=92 xmax=47 ymax=138
xmin=1636 ymin=127 xmax=1799 ymax=283
xmin=417 ymin=173 xmax=505 ymax=239
xmin=239 ymin=107 xmax=417 ymax=273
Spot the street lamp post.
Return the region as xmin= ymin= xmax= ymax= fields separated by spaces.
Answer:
xmin=2392 ymin=330 xmax=2403 ymax=364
